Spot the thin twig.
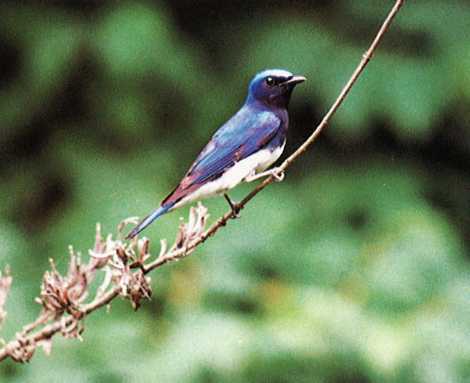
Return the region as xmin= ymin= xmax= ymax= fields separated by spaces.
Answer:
xmin=0 ymin=0 xmax=404 ymax=363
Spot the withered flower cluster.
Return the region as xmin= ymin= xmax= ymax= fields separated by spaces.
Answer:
xmin=0 ymin=203 xmax=209 ymax=363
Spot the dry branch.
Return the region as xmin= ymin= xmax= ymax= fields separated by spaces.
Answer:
xmin=0 ymin=0 xmax=405 ymax=363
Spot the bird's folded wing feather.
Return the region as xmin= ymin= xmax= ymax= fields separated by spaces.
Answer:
xmin=162 ymin=110 xmax=281 ymax=206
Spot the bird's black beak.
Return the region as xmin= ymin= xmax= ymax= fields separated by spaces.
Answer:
xmin=283 ymin=75 xmax=306 ymax=86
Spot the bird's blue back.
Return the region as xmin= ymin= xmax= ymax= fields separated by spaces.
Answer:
xmin=162 ymin=102 xmax=287 ymax=205
xmin=190 ymin=105 xmax=286 ymax=179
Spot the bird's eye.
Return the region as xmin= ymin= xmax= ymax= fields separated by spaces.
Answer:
xmin=265 ymin=76 xmax=275 ymax=87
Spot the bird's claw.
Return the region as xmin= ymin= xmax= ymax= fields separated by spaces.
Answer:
xmin=224 ymin=193 xmax=241 ymax=218
xmin=231 ymin=206 xmax=241 ymax=218
xmin=271 ymin=167 xmax=285 ymax=182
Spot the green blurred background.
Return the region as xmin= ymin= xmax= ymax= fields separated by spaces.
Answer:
xmin=0 ymin=1 xmax=469 ymax=382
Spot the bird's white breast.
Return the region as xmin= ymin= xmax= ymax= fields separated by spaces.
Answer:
xmin=173 ymin=141 xmax=285 ymax=209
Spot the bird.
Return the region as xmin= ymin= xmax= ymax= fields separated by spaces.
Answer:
xmin=126 ymin=69 xmax=306 ymax=239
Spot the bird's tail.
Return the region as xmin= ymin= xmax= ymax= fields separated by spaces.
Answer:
xmin=126 ymin=204 xmax=172 ymax=240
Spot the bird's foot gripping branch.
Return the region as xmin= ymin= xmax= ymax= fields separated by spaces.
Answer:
xmin=0 ymin=203 xmax=209 ymax=363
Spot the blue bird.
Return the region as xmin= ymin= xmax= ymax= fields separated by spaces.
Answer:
xmin=126 ymin=69 xmax=305 ymax=239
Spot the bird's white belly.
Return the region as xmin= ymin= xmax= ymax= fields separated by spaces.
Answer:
xmin=173 ymin=142 xmax=285 ymax=209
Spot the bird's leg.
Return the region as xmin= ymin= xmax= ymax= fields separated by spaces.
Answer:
xmin=245 ymin=167 xmax=285 ymax=183
xmin=224 ymin=193 xmax=241 ymax=218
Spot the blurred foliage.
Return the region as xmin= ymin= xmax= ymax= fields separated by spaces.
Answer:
xmin=0 ymin=1 xmax=469 ymax=382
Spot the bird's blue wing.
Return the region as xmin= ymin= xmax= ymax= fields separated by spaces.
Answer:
xmin=162 ymin=110 xmax=281 ymax=206
xmin=188 ymin=110 xmax=281 ymax=183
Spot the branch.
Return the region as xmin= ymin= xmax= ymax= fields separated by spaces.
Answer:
xmin=0 ymin=0 xmax=405 ymax=363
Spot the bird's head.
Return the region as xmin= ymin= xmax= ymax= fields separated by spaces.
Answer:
xmin=247 ymin=69 xmax=306 ymax=108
